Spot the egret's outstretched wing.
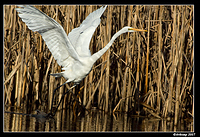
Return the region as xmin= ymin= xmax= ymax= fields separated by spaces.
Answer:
xmin=68 ymin=5 xmax=107 ymax=57
xmin=16 ymin=5 xmax=80 ymax=67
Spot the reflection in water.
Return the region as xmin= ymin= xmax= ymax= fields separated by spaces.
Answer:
xmin=4 ymin=107 xmax=193 ymax=132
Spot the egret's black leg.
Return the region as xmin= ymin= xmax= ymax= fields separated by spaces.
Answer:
xmin=51 ymin=89 xmax=71 ymax=116
xmin=51 ymin=84 xmax=77 ymax=116
xmin=48 ymin=84 xmax=89 ymax=118
xmin=49 ymin=82 xmax=68 ymax=116
xmin=52 ymin=88 xmax=89 ymax=117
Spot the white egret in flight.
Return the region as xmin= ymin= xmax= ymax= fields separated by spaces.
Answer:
xmin=16 ymin=5 xmax=147 ymax=116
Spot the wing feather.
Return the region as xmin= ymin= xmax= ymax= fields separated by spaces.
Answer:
xmin=16 ymin=5 xmax=80 ymax=67
xmin=68 ymin=5 xmax=107 ymax=57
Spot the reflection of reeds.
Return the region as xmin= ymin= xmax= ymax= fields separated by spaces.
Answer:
xmin=4 ymin=108 xmax=193 ymax=131
xmin=4 ymin=5 xmax=193 ymax=121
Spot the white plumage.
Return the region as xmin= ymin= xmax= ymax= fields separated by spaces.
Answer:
xmin=16 ymin=5 xmax=146 ymax=86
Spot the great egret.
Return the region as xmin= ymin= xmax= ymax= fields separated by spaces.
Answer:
xmin=16 ymin=5 xmax=147 ymax=116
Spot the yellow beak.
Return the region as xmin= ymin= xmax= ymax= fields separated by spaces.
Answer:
xmin=128 ymin=28 xmax=147 ymax=32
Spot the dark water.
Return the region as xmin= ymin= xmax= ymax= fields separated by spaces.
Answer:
xmin=4 ymin=107 xmax=193 ymax=132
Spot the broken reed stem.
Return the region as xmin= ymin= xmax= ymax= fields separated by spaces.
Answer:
xmin=4 ymin=5 xmax=193 ymax=118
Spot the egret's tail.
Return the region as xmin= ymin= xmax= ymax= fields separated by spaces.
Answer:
xmin=50 ymin=73 xmax=63 ymax=78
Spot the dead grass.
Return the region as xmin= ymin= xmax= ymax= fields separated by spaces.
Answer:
xmin=4 ymin=5 xmax=194 ymax=121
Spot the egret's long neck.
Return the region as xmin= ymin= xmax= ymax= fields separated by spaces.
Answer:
xmin=90 ymin=29 xmax=125 ymax=63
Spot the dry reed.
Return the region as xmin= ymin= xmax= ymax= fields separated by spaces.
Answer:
xmin=4 ymin=5 xmax=194 ymax=122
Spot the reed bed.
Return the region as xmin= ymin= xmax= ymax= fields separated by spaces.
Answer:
xmin=4 ymin=5 xmax=194 ymax=122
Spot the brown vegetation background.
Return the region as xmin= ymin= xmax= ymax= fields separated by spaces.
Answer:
xmin=4 ymin=5 xmax=194 ymax=124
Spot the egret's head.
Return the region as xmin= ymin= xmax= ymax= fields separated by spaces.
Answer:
xmin=122 ymin=26 xmax=147 ymax=33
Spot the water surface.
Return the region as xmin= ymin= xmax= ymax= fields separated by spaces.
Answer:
xmin=4 ymin=107 xmax=193 ymax=132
